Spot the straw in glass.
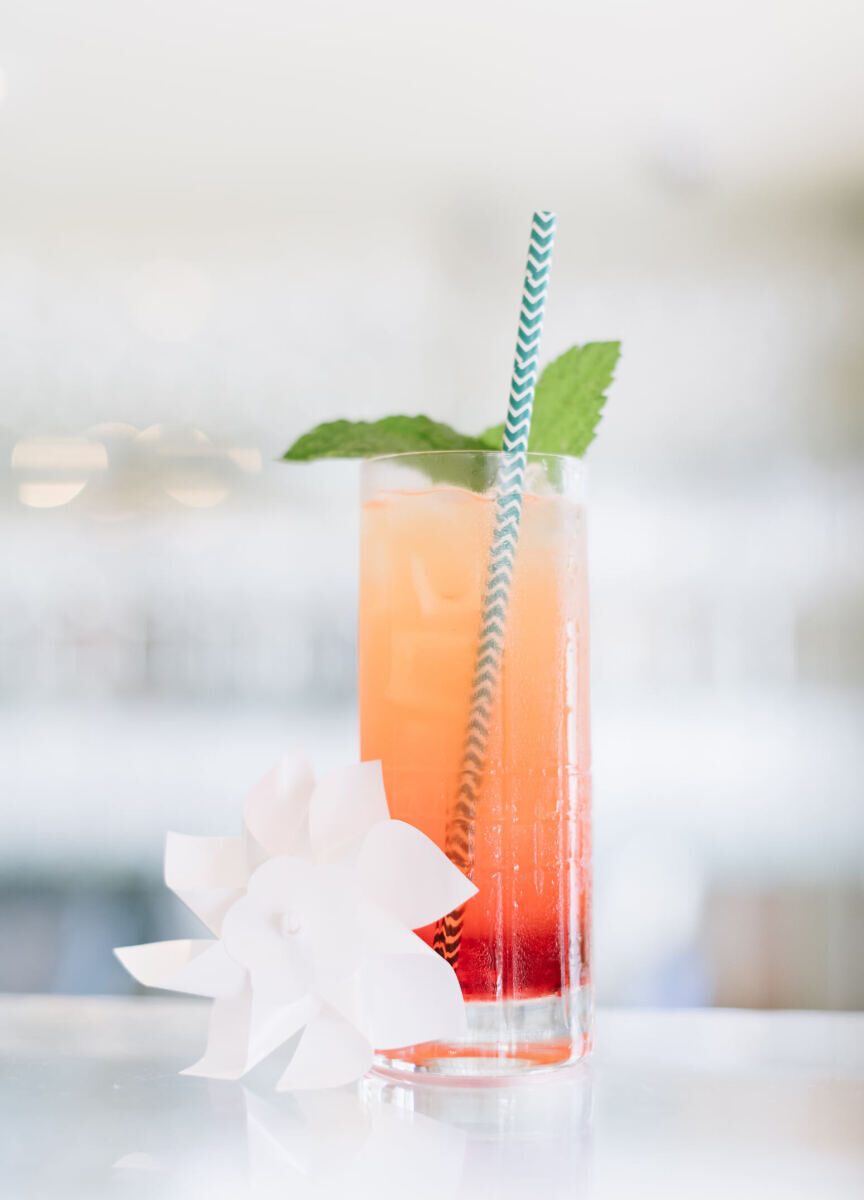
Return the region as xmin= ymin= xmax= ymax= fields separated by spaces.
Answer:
xmin=433 ymin=210 xmax=557 ymax=967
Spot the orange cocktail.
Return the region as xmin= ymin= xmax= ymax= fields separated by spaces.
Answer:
xmin=359 ymin=452 xmax=591 ymax=1072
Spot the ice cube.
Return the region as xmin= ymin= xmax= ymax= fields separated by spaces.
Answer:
xmin=386 ymin=631 xmax=475 ymax=715
xmin=409 ymin=550 xmax=476 ymax=614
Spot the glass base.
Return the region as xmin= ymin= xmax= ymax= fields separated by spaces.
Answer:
xmin=373 ymin=990 xmax=592 ymax=1083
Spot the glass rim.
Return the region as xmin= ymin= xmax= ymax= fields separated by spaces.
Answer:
xmin=364 ymin=449 xmax=584 ymax=466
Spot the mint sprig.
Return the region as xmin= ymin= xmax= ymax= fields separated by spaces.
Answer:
xmin=282 ymin=342 xmax=620 ymax=461
xmin=282 ymin=415 xmax=487 ymax=461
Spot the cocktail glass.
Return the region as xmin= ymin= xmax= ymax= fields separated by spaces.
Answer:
xmin=359 ymin=451 xmax=592 ymax=1078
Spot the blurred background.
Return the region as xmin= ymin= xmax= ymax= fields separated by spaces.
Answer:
xmin=0 ymin=0 xmax=862 ymax=1010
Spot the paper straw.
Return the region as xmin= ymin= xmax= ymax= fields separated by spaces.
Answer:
xmin=433 ymin=211 xmax=557 ymax=967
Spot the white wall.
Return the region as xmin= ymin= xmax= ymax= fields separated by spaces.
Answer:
xmin=1 ymin=0 xmax=862 ymax=1004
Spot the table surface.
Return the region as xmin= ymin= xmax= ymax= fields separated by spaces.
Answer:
xmin=1 ymin=997 xmax=862 ymax=1200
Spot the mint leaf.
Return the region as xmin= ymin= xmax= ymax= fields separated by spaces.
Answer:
xmin=530 ymin=341 xmax=619 ymax=456
xmin=282 ymin=343 xmax=620 ymax=463
xmin=478 ymin=422 xmax=505 ymax=450
xmin=479 ymin=342 xmax=620 ymax=457
xmin=282 ymin=415 xmax=486 ymax=461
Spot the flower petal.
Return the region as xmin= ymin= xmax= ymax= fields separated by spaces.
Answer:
xmin=352 ymin=894 xmax=442 ymax=961
xmin=181 ymin=988 xmax=253 ymax=1079
xmin=240 ymin=857 xmax=365 ymax=980
xmin=182 ymin=987 xmax=319 ymax=1080
xmin=301 ymin=863 xmax=367 ymax=976
xmin=365 ymin=952 xmax=468 ymax=1049
xmin=355 ymin=820 xmax=478 ymax=930
xmin=114 ymin=939 xmax=245 ymax=998
xmin=164 ymin=833 xmax=249 ymax=935
xmin=243 ymin=752 xmax=315 ymax=858
xmin=247 ymin=993 xmax=320 ymax=1073
xmin=221 ymin=890 xmax=312 ymax=1004
xmin=168 ymin=887 xmax=245 ymax=939
xmin=323 ymin=951 xmax=467 ymax=1051
xmin=309 ymin=760 xmax=390 ymax=864
xmin=165 ymin=833 xmax=249 ymax=889
xmin=245 ymin=853 xmax=318 ymax=904
xmin=276 ymin=1006 xmax=373 ymax=1091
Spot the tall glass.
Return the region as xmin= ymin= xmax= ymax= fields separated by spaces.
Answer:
xmin=359 ymin=451 xmax=592 ymax=1077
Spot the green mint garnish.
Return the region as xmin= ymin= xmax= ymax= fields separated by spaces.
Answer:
xmin=282 ymin=415 xmax=487 ymax=461
xmin=282 ymin=342 xmax=620 ymax=461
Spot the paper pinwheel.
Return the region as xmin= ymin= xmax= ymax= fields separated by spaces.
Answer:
xmin=115 ymin=753 xmax=477 ymax=1090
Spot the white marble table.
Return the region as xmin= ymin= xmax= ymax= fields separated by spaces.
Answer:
xmin=1 ymin=998 xmax=862 ymax=1199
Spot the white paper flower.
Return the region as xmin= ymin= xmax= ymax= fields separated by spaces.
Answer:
xmin=115 ymin=753 xmax=477 ymax=1090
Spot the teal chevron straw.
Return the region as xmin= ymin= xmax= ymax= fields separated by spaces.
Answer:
xmin=433 ymin=210 xmax=557 ymax=966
